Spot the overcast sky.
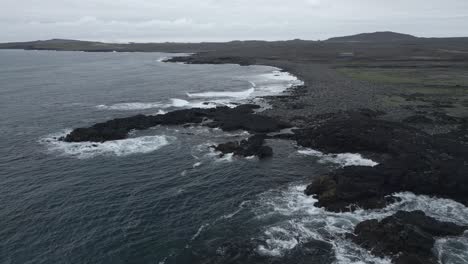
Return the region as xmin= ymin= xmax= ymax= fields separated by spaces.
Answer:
xmin=2 ymin=0 xmax=468 ymax=42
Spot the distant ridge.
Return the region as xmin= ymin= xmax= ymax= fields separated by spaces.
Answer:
xmin=326 ymin=31 xmax=418 ymax=42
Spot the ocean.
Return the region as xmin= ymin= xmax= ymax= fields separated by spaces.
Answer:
xmin=1 ymin=50 xmax=467 ymax=264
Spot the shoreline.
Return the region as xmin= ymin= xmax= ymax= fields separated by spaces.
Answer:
xmin=11 ymin=48 xmax=468 ymax=263
xmin=165 ymin=55 xmax=395 ymax=126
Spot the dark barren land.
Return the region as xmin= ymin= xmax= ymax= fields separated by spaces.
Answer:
xmin=3 ymin=32 xmax=468 ymax=263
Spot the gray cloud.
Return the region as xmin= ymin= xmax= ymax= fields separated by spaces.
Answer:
xmin=1 ymin=0 xmax=468 ymax=42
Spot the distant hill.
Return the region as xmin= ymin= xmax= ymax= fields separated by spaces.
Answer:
xmin=1 ymin=34 xmax=468 ymax=55
xmin=326 ymin=31 xmax=418 ymax=42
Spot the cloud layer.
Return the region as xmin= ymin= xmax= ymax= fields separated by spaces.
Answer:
xmin=2 ymin=0 xmax=468 ymax=42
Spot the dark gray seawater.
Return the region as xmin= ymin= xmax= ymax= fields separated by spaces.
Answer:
xmin=1 ymin=50 xmax=467 ymax=264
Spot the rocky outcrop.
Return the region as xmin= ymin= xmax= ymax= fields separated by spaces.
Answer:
xmin=300 ymin=110 xmax=468 ymax=211
xmin=164 ymin=55 xmax=255 ymax=66
xmin=63 ymin=114 xmax=157 ymax=142
xmin=214 ymin=134 xmax=273 ymax=159
xmin=348 ymin=210 xmax=467 ymax=264
xmin=64 ymin=105 xmax=289 ymax=142
xmin=277 ymin=240 xmax=335 ymax=264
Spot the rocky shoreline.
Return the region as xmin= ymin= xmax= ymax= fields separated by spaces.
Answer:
xmin=349 ymin=210 xmax=467 ymax=264
xmin=62 ymin=104 xmax=284 ymax=159
xmin=61 ymin=54 xmax=468 ymax=263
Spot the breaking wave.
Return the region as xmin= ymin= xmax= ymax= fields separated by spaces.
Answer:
xmin=40 ymin=130 xmax=174 ymax=159
xmin=298 ymin=149 xmax=379 ymax=167
xmin=248 ymin=70 xmax=304 ymax=96
xmin=97 ymin=102 xmax=163 ymax=110
xmin=253 ymin=184 xmax=468 ymax=263
xmin=96 ymin=98 xmax=238 ymax=111
xmin=96 ymin=69 xmax=304 ymax=112
xmin=187 ymin=84 xmax=255 ymax=99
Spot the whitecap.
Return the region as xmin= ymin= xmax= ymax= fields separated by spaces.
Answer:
xmin=219 ymin=200 xmax=251 ymax=220
xmin=298 ymin=149 xmax=378 ymax=167
xmin=154 ymin=109 xmax=167 ymax=115
xmin=390 ymin=192 xmax=468 ymax=225
xmin=191 ymin=223 xmax=210 ymax=241
xmin=263 ymin=70 xmax=303 ymax=82
xmin=187 ymin=87 xmax=255 ymax=99
xmin=192 ymin=162 xmax=202 ymax=168
xmin=40 ymin=130 xmax=174 ymax=159
xmin=253 ymin=184 xmax=468 ymax=263
xmin=96 ymin=98 xmax=237 ymax=111
xmin=215 ymin=153 xmax=234 ymax=162
xmin=94 ymin=69 xmax=303 ymax=112
xmin=167 ymin=98 xmax=237 ymax=109
xmin=435 ymin=234 xmax=468 ymax=264
xmin=257 ymin=232 xmax=299 ymax=257
xmin=247 ymin=70 xmax=304 ymax=96
xmin=169 ymin=98 xmax=190 ymax=107
xmin=96 ymin=102 xmax=163 ymax=110
xmin=223 ymin=130 xmax=250 ymax=137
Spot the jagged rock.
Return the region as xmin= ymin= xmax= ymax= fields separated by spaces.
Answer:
xmin=64 ymin=114 xmax=158 ymax=142
xmin=165 ymin=56 xmax=254 ymax=66
xmin=293 ymin=110 xmax=429 ymax=155
xmin=348 ymin=210 xmax=467 ymax=264
xmin=300 ymin=110 xmax=468 ymax=211
xmin=64 ymin=105 xmax=289 ymax=142
xmin=304 ymin=166 xmax=399 ymax=211
xmin=214 ymin=134 xmax=273 ymax=159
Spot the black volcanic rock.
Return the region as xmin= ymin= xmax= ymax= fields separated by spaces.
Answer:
xmin=293 ymin=110 xmax=428 ymax=155
xmin=165 ymin=55 xmax=255 ymax=66
xmin=64 ymin=114 xmax=159 ymax=142
xmin=214 ymin=134 xmax=273 ymax=159
xmin=64 ymin=105 xmax=289 ymax=142
xmin=348 ymin=210 xmax=467 ymax=264
xmin=300 ymin=110 xmax=468 ymax=211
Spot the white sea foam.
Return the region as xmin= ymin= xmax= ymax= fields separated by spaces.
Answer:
xmin=154 ymin=109 xmax=167 ymax=115
xmin=187 ymin=87 xmax=255 ymax=99
xmin=253 ymin=184 xmax=468 ymax=263
xmin=169 ymin=98 xmax=238 ymax=109
xmin=298 ymin=149 xmax=378 ymax=167
xmin=167 ymin=98 xmax=212 ymax=109
xmin=248 ymin=70 xmax=304 ymax=96
xmin=191 ymin=223 xmax=210 ymax=241
xmin=168 ymin=98 xmax=188 ymax=107
xmin=215 ymin=153 xmax=235 ymax=162
xmin=219 ymin=201 xmax=251 ymax=220
xmin=96 ymin=102 xmax=163 ymax=110
xmin=41 ymin=130 xmax=174 ymax=159
xmin=263 ymin=70 xmax=303 ymax=82
xmin=157 ymin=57 xmax=169 ymax=62
xmin=435 ymin=234 xmax=468 ymax=264
xmin=193 ymin=162 xmax=202 ymax=168
xmin=221 ymin=130 xmax=250 ymax=137
xmin=96 ymin=68 xmax=304 ymax=112
xmin=185 ymin=69 xmax=304 ymax=104
xmin=96 ymin=98 xmax=238 ymax=111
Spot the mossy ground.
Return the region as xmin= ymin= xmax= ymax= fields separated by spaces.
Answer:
xmin=337 ymin=66 xmax=468 ymax=118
